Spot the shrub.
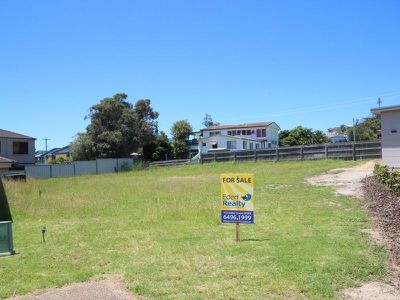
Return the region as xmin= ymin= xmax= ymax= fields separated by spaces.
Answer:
xmin=373 ymin=163 xmax=400 ymax=196
xmin=120 ymin=162 xmax=133 ymax=172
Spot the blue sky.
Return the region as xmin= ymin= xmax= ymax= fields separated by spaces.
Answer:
xmin=1 ymin=0 xmax=399 ymax=150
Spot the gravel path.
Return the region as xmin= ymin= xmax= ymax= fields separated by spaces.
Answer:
xmin=306 ymin=160 xmax=376 ymax=198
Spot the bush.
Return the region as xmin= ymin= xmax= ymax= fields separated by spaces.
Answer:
xmin=373 ymin=164 xmax=400 ymax=196
xmin=120 ymin=162 xmax=133 ymax=172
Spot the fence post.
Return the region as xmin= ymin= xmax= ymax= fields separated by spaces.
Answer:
xmin=49 ymin=165 xmax=53 ymax=178
xmin=325 ymin=144 xmax=328 ymax=158
xmin=300 ymin=146 xmax=304 ymax=160
xmin=352 ymin=142 xmax=356 ymax=161
xmin=214 ymin=152 xmax=217 ymax=162
xmin=254 ymin=150 xmax=257 ymax=162
xmin=199 ymin=152 xmax=203 ymax=164
xmin=275 ymin=147 xmax=279 ymax=161
xmin=233 ymin=151 xmax=237 ymax=162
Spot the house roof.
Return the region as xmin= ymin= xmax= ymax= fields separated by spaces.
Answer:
xmin=371 ymin=105 xmax=400 ymax=114
xmin=201 ymin=122 xmax=279 ymax=131
xmin=37 ymin=148 xmax=61 ymax=157
xmin=0 ymin=129 xmax=35 ymax=139
xmin=54 ymin=146 xmax=70 ymax=154
xmin=35 ymin=150 xmax=47 ymax=157
xmin=0 ymin=156 xmax=16 ymax=164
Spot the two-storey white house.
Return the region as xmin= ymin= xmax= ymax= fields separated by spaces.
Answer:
xmin=196 ymin=122 xmax=280 ymax=154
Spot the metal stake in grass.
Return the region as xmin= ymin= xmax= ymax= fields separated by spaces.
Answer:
xmin=41 ymin=226 xmax=46 ymax=243
xmin=236 ymin=223 xmax=240 ymax=242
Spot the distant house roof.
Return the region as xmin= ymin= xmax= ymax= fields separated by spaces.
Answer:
xmin=371 ymin=104 xmax=400 ymax=114
xmin=54 ymin=146 xmax=70 ymax=154
xmin=35 ymin=150 xmax=47 ymax=157
xmin=201 ymin=122 xmax=279 ymax=131
xmin=37 ymin=148 xmax=60 ymax=158
xmin=0 ymin=129 xmax=35 ymax=139
xmin=0 ymin=156 xmax=15 ymax=164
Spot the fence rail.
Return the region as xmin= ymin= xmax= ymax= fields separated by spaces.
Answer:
xmin=200 ymin=141 xmax=381 ymax=163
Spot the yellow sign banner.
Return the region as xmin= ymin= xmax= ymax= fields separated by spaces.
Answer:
xmin=220 ymin=173 xmax=254 ymax=224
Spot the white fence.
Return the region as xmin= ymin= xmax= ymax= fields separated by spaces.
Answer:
xmin=25 ymin=158 xmax=134 ymax=179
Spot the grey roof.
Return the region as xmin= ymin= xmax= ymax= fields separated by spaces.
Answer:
xmin=37 ymin=148 xmax=61 ymax=157
xmin=0 ymin=129 xmax=35 ymax=139
xmin=0 ymin=156 xmax=15 ymax=164
xmin=54 ymin=146 xmax=70 ymax=154
xmin=371 ymin=104 xmax=400 ymax=114
xmin=201 ymin=122 xmax=277 ymax=131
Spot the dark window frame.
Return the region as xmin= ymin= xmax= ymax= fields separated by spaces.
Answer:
xmin=13 ymin=141 xmax=29 ymax=155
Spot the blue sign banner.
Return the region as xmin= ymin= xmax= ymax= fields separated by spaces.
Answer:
xmin=221 ymin=211 xmax=254 ymax=224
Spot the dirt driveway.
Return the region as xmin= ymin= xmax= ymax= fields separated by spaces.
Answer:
xmin=306 ymin=160 xmax=376 ymax=198
xmin=6 ymin=275 xmax=143 ymax=300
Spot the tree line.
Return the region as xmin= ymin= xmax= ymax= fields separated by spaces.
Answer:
xmin=71 ymin=93 xmax=381 ymax=161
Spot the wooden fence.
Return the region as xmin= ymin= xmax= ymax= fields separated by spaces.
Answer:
xmin=148 ymin=141 xmax=381 ymax=167
xmin=200 ymin=141 xmax=381 ymax=163
xmin=149 ymin=159 xmax=193 ymax=167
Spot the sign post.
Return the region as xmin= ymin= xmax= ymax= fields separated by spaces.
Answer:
xmin=220 ymin=173 xmax=254 ymax=241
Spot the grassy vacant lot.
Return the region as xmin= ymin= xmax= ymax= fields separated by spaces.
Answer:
xmin=0 ymin=160 xmax=386 ymax=299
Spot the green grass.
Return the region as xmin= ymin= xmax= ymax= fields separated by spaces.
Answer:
xmin=0 ymin=160 xmax=387 ymax=299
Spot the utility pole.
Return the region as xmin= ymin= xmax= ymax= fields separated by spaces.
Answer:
xmin=377 ymin=97 xmax=382 ymax=108
xmin=352 ymin=119 xmax=359 ymax=142
xmin=43 ymin=137 xmax=51 ymax=152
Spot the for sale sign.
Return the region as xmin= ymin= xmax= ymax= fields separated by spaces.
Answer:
xmin=220 ymin=174 xmax=254 ymax=224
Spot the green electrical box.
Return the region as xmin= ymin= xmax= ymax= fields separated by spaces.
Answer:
xmin=0 ymin=221 xmax=14 ymax=257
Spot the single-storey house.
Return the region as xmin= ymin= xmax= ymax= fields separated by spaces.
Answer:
xmin=36 ymin=146 xmax=72 ymax=164
xmin=195 ymin=122 xmax=280 ymax=154
xmin=0 ymin=129 xmax=36 ymax=165
xmin=371 ymin=105 xmax=400 ymax=168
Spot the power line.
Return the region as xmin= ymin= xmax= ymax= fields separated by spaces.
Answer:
xmin=219 ymin=91 xmax=400 ymax=123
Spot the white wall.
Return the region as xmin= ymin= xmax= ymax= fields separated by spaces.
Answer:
xmin=199 ymin=136 xmax=262 ymax=153
xmin=381 ymin=110 xmax=400 ymax=168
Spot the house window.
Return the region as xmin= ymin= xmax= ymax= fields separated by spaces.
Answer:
xmin=256 ymin=129 xmax=262 ymax=137
xmin=246 ymin=130 xmax=251 ymax=135
xmin=243 ymin=141 xmax=247 ymax=149
xmin=227 ymin=131 xmax=232 ymax=136
xmin=236 ymin=130 xmax=241 ymax=135
xmin=13 ymin=142 xmax=28 ymax=154
xmin=241 ymin=130 xmax=246 ymax=135
xmin=261 ymin=142 xmax=265 ymax=148
xmin=231 ymin=131 xmax=236 ymax=136
xmin=202 ymin=143 xmax=206 ymax=146
xmin=256 ymin=144 xmax=260 ymax=149
xmin=227 ymin=141 xmax=237 ymax=150
xmin=262 ymin=129 xmax=266 ymax=137
xmin=249 ymin=143 xmax=253 ymax=150
xmin=209 ymin=131 xmax=220 ymax=137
